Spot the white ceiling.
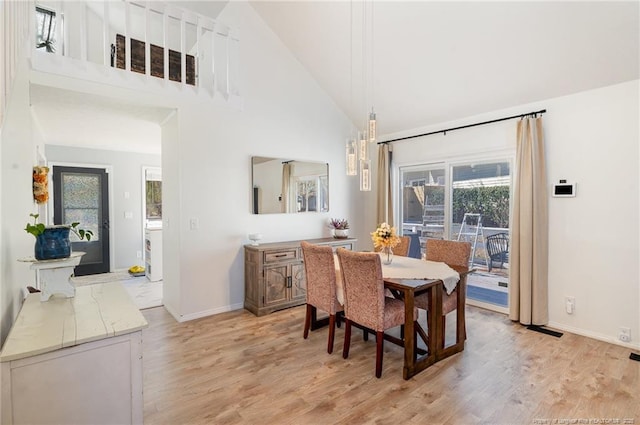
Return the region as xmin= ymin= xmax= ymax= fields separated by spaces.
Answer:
xmin=249 ymin=1 xmax=640 ymax=138
xmin=31 ymin=1 xmax=639 ymax=152
xmin=30 ymin=84 xmax=173 ymax=154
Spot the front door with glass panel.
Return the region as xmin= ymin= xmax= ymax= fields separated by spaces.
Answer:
xmin=53 ymin=166 xmax=110 ymax=276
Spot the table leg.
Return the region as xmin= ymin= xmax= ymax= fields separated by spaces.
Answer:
xmin=310 ymin=306 xmax=334 ymax=331
xmin=407 ymin=282 xmax=442 ymax=379
xmin=431 ymin=283 xmax=443 ymax=354
xmin=402 ymin=289 xmax=416 ymax=380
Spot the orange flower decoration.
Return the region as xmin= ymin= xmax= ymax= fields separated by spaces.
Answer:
xmin=33 ymin=166 xmax=49 ymax=204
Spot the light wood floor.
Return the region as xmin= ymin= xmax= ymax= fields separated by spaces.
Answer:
xmin=142 ymin=305 xmax=639 ymax=425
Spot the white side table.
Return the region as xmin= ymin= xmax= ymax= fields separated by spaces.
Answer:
xmin=18 ymin=252 xmax=85 ymax=301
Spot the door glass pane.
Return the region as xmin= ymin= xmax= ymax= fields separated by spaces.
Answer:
xmin=451 ymin=161 xmax=510 ymax=308
xmin=400 ymin=166 xmax=445 ymax=258
xmin=62 ymin=173 xmax=101 ymax=242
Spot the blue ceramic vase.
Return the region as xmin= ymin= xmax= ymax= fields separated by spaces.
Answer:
xmin=34 ymin=226 xmax=71 ymax=260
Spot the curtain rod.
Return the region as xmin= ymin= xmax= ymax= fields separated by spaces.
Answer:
xmin=378 ymin=109 xmax=547 ymax=144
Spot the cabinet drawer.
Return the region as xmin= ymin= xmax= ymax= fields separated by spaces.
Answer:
xmin=330 ymin=243 xmax=353 ymax=251
xmin=264 ymin=250 xmax=298 ymax=263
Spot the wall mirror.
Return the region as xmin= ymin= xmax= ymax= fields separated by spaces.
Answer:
xmin=252 ymin=156 xmax=329 ymax=214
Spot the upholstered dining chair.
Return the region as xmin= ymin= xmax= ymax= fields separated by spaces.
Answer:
xmin=375 ymin=235 xmax=411 ymax=257
xmin=336 ymin=248 xmax=417 ymax=378
xmin=393 ymin=236 xmax=411 ymax=257
xmin=300 ymin=241 xmax=343 ymax=354
xmin=414 ymin=239 xmax=471 ymax=349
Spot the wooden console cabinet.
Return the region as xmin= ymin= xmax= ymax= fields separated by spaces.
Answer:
xmin=244 ymin=237 xmax=356 ymax=316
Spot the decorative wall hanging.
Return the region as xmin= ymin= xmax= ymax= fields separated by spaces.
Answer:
xmin=32 ymin=166 xmax=49 ymax=204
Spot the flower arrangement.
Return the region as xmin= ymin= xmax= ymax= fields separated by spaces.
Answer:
xmin=329 ymin=218 xmax=349 ymax=230
xmin=371 ymin=222 xmax=401 ymax=249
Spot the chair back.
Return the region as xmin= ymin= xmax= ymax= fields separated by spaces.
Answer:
xmin=300 ymin=241 xmax=340 ymax=314
xmin=425 ymin=239 xmax=471 ymax=268
xmin=486 ymin=232 xmax=509 ymax=259
xmin=375 ymin=235 xmax=410 ymax=257
xmin=393 ymin=236 xmax=411 ymax=257
xmin=336 ymin=248 xmax=385 ymax=331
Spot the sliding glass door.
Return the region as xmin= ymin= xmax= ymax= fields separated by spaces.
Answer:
xmin=399 ymin=158 xmax=512 ymax=313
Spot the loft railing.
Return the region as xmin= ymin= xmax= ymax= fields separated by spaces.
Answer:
xmin=32 ymin=0 xmax=239 ymax=99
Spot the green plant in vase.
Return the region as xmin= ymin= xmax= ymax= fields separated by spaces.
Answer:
xmin=25 ymin=213 xmax=93 ymax=260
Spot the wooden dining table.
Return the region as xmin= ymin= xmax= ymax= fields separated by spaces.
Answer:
xmin=385 ymin=268 xmax=472 ymax=379
xmin=329 ymin=253 xmax=472 ymax=380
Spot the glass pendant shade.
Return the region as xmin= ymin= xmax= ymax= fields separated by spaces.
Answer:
xmin=358 ymin=132 xmax=368 ymax=161
xmin=359 ymin=159 xmax=371 ymax=191
xmin=346 ymin=139 xmax=357 ymax=176
xmin=369 ymin=111 xmax=377 ymax=143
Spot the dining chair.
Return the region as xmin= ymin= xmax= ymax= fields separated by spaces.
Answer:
xmin=375 ymin=235 xmax=411 ymax=257
xmin=300 ymin=241 xmax=343 ymax=354
xmin=414 ymin=239 xmax=471 ymax=348
xmin=336 ymin=248 xmax=417 ymax=378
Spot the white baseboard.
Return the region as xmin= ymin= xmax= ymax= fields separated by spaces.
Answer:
xmin=548 ymin=321 xmax=640 ymax=351
xmin=163 ymin=302 xmax=245 ymax=323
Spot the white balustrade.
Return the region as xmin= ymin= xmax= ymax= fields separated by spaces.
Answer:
xmin=30 ymin=0 xmax=239 ymax=100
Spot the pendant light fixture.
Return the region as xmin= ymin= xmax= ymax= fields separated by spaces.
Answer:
xmin=369 ymin=110 xmax=376 ymax=142
xmin=358 ymin=130 xmax=368 ymax=161
xmin=367 ymin=0 xmax=376 ymax=144
xmin=359 ymin=0 xmax=374 ymax=191
xmin=346 ymin=138 xmax=357 ymax=175
xmin=360 ymin=159 xmax=371 ymax=191
xmin=345 ymin=0 xmax=376 ymax=193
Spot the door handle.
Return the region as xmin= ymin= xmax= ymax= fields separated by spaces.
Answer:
xmin=287 ymin=276 xmax=292 ymax=288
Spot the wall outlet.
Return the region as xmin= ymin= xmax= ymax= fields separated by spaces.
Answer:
xmin=136 ymin=251 xmax=142 ymax=259
xmin=565 ymin=296 xmax=575 ymax=314
xmin=618 ymin=327 xmax=631 ymax=343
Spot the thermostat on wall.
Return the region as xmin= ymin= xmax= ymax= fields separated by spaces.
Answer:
xmin=552 ymin=180 xmax=576 ymax=197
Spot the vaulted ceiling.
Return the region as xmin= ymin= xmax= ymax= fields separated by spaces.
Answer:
xmin=31 ymin=1 xmax=639 ymax=151
xmin=249 ymin=1 xmax=640 ymax=138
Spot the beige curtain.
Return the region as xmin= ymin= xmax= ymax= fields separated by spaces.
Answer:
xmin=281 ymin=162 xmax=292 ymax=213
xmin=376 ymin=144 xmax=393 ymax=226
xmin=509 ymin=117 xmax=549 ymax=325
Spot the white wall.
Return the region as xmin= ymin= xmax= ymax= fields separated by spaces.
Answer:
xmin=160 ymin=111 xmax=180 ymax=318
xmin=388 ymin=80 xmax=639 ymax=349
xmin=0 ymin=59 xmax=37 ymax=344
xmin=159 ymin=1 xmax=356 ymax=321
xmin=44 ymin=144 xmax=161 ymax=270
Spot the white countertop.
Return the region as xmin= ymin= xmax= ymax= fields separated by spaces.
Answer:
xmin=0 ymin=282 xmax=149 ymax=362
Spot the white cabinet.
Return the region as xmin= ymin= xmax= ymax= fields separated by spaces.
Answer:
xmin=0 ymin=283 xmax=148 ymax=424
xmin=145 ymin=228 xmax=163 ymax=281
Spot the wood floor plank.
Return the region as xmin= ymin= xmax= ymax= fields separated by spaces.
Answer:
xmin=141 ymin=305 xmax=640 ymax=424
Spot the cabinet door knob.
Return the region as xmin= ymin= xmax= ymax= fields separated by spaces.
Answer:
xmin=287 ymin=276 xmax=292 ymax=288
